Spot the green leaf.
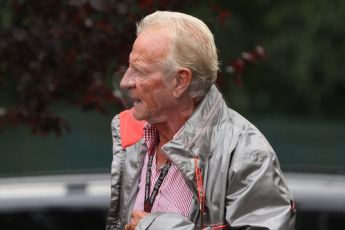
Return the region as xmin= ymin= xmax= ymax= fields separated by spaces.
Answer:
xmin=1 ymin=4 xmax=13 ymax=29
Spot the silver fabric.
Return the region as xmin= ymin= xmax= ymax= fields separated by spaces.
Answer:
xmin=106 ymin=85 xmax=296 ymax=230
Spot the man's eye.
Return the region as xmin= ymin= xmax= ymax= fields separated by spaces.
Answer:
xmin=127 ymin=67 xmax=145 ymax=78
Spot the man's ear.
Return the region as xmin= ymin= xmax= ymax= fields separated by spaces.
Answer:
xmin=173 ymin=68 xmax=192 ymax=98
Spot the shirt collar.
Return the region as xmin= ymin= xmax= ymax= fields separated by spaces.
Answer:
xmin=143 ymin=123 xmax=159 ymax=155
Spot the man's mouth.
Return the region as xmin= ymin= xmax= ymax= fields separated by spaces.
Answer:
xmin=133 ymin=99 xmax=142 ymax=106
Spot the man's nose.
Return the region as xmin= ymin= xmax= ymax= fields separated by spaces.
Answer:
xmin=120 ymin=70 xmax=136 ymax=89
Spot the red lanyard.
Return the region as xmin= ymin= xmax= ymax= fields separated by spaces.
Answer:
xmin=144 ymin=154 xmax=171 ymax=212
xmin=194 ymin=156 xmax=205 ymax=213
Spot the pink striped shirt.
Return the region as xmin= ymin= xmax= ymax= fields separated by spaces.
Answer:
xmin=132 ymin=124 xmax=193 ymax=218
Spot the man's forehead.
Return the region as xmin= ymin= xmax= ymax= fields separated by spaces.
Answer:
xmin=129 ymin=28 xmax=170 ymax=65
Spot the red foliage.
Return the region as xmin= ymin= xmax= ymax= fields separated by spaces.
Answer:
xmin=0 ymin=0 xmax=190 ymax=136
xmin=213 ymin=5 xmax=231 ymax=25
xmin=0 ymin=1 xmax=262 ymax=136
xmin=228 ymin=46 xmax=266 ymax=85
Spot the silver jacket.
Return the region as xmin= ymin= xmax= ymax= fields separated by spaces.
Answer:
xmin=106 ymin=85 xmax=296 ymax=230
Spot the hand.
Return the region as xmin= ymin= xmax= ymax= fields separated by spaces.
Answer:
xmin=125 ymin=210 xmax=149 ymax=230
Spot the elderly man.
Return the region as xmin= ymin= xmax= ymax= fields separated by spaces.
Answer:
xmin=106 ymin=11 xmax=295 ymax=230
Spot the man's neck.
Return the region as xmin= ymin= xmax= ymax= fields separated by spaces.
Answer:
xmin=154 ymin=120 xmax=184 ymax=144
xmin=152 ymin=117 xmax=186 ymax=168
xmin=151 ymin=96 xmax=199 ymax=167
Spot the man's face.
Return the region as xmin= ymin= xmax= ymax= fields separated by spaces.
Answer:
xmin=120 ymin=28 xmax=176 ymax=123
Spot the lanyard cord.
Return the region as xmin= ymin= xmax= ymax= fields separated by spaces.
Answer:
xmin=144 ymin=153 xmax=171 ymax=212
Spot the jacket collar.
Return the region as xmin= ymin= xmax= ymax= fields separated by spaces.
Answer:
xmin=162 ymin=85 xmax=226 ymax=182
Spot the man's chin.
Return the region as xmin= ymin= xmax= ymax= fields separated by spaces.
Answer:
xmin=131 ymin=109 xmax=148 ymax=121
xmin=131 ymin=108 xmax=169 ymax=124
xmin=146 ymin=115 xmax=169 ymax=125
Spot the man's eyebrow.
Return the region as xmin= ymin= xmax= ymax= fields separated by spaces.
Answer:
xmin=130 ymin=63 xmax=142 ymax=71
xmin=132 ymin=61 xmax=152 ymax=73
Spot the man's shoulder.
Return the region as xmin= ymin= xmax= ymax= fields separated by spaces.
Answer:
xmin=216 ymin=107 xmax=254 ymax=134
xmin=217 ymin=108 xmax=274 ymax=152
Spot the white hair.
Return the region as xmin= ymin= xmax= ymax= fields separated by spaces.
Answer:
xmin=136 ymin=11 xmax=219 ymax=101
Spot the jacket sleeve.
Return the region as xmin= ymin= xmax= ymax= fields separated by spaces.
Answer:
xmin=106 ymin=115 xmax=126 ymax=230
xmin=225 ymin=130 xmax=296 ymax=230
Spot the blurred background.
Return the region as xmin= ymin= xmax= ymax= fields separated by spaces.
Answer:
xmin=0 ymin=0 xmax=344 ymax=229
